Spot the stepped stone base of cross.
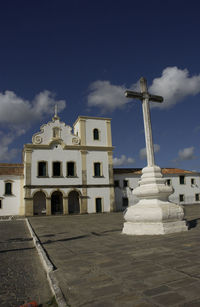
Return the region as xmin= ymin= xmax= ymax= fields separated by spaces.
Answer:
xmin=122 ymin=165 xmax=188 ymax=235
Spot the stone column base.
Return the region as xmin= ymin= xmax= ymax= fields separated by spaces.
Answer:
xmin=122 ymin=220 xmax=188 ymax=235
xmin=122 ymin=165 xmax=188 ymax=236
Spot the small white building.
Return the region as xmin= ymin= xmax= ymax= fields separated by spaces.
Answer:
xmin=114 ymin=168 xmax=200 ymax=211
xmin=0 ymin=164 xmax=24 ymax=216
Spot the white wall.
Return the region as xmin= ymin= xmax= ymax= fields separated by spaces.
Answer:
xmin=114 ymin=172 xmax=200 ymax=211
xmin=31 ymin=145 xmax=82 ymax=185
xmin=73 ymin=120 xmax=80 ymax=138
xmin=85 ymin=118 xmax=108 ymax=147
xmin=0 ymin=176 xmax=22 ymax=216
xmin=166 ymin=174 xmax=200 ymax=204
xmin=86 ymin=151 xmax=109 ymax=185
xmin=114 ymin=174 xmax=139 ymax=211
xmin=87 ymin=188 xmax=110 ymax=213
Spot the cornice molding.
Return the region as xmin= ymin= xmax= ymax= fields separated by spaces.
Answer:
xmin=24 ymin=184 xmax=114 ymax=189
xmin=24 ymin=144 xmax=114 ymax=151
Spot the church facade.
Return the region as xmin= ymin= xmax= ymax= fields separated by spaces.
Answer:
xmin=0 ymin=112 xmax=200 ymax=217
xmin=0 ymin=113 xmax=115 ymax=216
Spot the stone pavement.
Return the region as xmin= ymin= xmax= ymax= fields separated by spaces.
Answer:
xmin=0 ymin=219 xmax=53 ymax=306
xmin=29 ymin=210 xmax=200 ymax=307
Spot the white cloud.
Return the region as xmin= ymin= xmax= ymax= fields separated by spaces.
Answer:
xmin=0 ymin=90 xmax=66 ymax=128
xmin=139 ymin=144 xmax=160 ymax=160
xmin=113 ymin=154 xmax=135 ymax=167
xmin=87 ymin=67 xmax=200 ymax=112
xmin=177 ymin=146 xmax=195 ymax=161
xmin=0 ymin=132 xmax=19 ymax=161
xmin=0 ymin=90 xmax=66 ymax=162
xmin=150 ymin=67 xmax=200 ymax=109
xmin=87 ymin=80 xmax=132 ymax=112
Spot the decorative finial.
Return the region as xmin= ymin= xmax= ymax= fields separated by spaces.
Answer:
xmin=53 ymin=104 xmax=60 ymax=120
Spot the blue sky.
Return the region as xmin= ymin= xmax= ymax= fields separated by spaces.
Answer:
xmin=1 ymin=0 xmax=200 ymax=171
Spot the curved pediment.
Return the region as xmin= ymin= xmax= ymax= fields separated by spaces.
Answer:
xmin=32 ymin=118 xmax=80 ymax=146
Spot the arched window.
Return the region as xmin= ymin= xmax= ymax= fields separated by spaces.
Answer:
xmin=93 ymin=128 xmax=99 ymax=140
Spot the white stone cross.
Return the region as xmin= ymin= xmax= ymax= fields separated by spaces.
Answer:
xmin=125 ymin=77 xmax=163 ymax=167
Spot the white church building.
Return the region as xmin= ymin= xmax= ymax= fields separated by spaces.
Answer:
xmin=0 ymin=111 xmax=200 ymax=217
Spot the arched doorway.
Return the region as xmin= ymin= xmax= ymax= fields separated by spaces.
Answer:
xmin=51 ymin=191 xmax=63 ymax=215
xmin=33 ymin=191 xmax=46 ymax=215
xmin=68 ymin=191 xmax=80 ymax=214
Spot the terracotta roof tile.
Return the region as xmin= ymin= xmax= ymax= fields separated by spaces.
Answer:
xmin=161 ymin=168 xmax=196 ymax=174
xmin=113 ymin=168 xmax=142 ymax=174
xmin=0 ymin=163 xmax=24 ymax=176
xmin=113 ymin=168 xmax=199 ymax=175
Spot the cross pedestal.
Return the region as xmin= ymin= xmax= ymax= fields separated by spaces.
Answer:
xmin=122 ymin=78 xmax=187 ymax=235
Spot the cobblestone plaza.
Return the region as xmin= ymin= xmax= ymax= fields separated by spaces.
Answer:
xmin=1 ymin=207 xmax=200 ymax=306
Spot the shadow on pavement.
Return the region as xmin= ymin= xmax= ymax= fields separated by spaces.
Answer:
xmin=186 ymin=218 xmax=199 ymax=230
xmin=42 ymin=234 xmax=90 ymax=245
xmin=0 ymin=246 xmax=35 ymax=254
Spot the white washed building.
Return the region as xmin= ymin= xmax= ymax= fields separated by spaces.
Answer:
xmin=114 ymin=168 xmax=200 ymax=211
xmin=0 ymin=164 xmax=24 ymax=216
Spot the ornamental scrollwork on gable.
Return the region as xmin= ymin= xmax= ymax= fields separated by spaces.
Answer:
xmin=72 ymin=137 xmax=80 ymax=145
xmin=32 ymin=134 xmax=43 ymax=144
